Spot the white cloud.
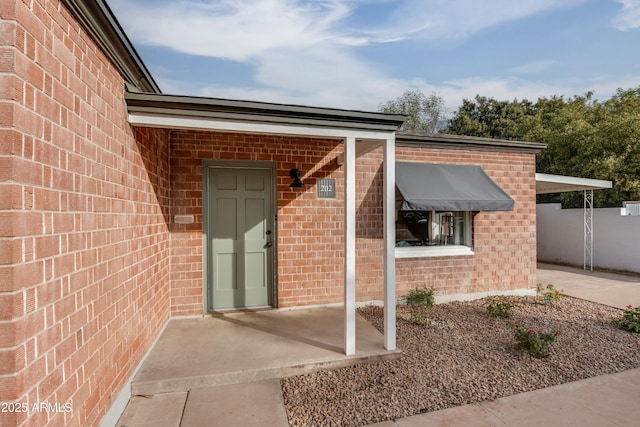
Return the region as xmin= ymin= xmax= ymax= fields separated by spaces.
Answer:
xmin=612 ymin=0 xmax=640 ymax=30
xmin=111 ymin=0 xmax=359 ymax=61
xmin=111 ymin=0 xmax=587 ymax=61
xmin=197 ymin=47 xmax=411 ymax=111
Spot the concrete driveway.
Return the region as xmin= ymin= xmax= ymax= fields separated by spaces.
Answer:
xmin=537 ymin=262 xmax=640 ymax=309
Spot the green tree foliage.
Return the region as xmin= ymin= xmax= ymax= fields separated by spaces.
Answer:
xmin=444 ymin=88 xmax=640 ymax=208
xmin=594 ymin=88 xmax=640 ymax=206
xmin=446 ymin=95 xmax=535 ymax=140
xmin=379 ymin=90 xmax=446 ymax=133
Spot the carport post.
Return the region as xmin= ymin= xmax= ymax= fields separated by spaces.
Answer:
xmin=584 ymin=189 xmax=594 ymax=271
xmin=344 ymin=136 xmax=356 ymax=355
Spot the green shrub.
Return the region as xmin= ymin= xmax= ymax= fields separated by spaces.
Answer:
xmin=486 ymin=298 xmax=514 ymax=318
xmin=403 ymin=286 xmax=435 ymax=326
xmin=537 ymin=283 xmax=563 ymax=305
xmin=513 ymin=326 xmax=557 ymax=357
xmin=614 ymin=305 xmax=640 ymax=333
xmin=404 ymin=286 xmax=435 ymax=308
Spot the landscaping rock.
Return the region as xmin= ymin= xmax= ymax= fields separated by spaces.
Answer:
xmin=281 ymin=296 xmax=640 ymax=427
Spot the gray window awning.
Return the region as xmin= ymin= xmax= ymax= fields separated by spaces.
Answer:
xmin=396 ymin=162 xmax=515 ymax=211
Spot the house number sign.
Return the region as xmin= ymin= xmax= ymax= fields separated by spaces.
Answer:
xmin=316 ymin=178 xmax=336 ymax=199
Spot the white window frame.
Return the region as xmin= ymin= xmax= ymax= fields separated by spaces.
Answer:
xmin=395 ymin=211 xmax=474 ymax=258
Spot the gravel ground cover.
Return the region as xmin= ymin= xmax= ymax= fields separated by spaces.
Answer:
xmin=281 ymin=296 xmax=640 ymax=427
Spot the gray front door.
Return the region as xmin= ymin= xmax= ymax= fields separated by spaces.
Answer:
xmin=205 ymin=166 xmax=274 ymax=310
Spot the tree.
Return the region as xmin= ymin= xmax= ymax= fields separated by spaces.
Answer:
xmin=444 ymin=95 xmax=535 ymax=140
xmin=379 ymin=90 xmax=446 ymax=133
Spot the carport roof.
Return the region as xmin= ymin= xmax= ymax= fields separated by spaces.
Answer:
xmin=536 ymin=173 xmax=613 ymax=194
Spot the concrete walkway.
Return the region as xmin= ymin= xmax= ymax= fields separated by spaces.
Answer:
xmin=117 ymin=379 xmax=291 ymax=427
xmin=116 ymin=266 xmax=640 ymax=427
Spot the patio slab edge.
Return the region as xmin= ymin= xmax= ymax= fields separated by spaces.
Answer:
xmin=131 ymin=349 xmax=402 ymax=395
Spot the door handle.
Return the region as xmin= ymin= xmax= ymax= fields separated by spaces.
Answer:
xmin=264 ymin=242 xmax=273 ymax=248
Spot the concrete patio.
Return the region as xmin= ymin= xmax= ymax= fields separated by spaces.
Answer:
xmin=131 ymin=307 xmax=400 ymax=395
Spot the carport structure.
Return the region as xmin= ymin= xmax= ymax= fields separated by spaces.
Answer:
xmin=536 ymin=173 xmax=613 ymax=271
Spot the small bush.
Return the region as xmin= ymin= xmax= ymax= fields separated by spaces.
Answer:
xmin=614 ymin=305 xmax=640 ymax=333
xmin=513 ymin=326 xmax=557 ymax=357
xmin=404 ymin=286 xmax=435 ymax=308
xmin=537 ymin=283 xmax=563 ymax=305
xmin=403 ymin=286 xmax=435 ymax=326
xmin=486 ymin=298 xmax=514 ymax=318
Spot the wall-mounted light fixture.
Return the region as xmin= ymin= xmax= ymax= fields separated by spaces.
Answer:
xmin=289 ymin=168 xmax=305 ymax=188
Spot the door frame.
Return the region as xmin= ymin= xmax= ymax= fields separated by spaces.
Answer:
xmin=202 ymin=159 xmax=278 ymax=312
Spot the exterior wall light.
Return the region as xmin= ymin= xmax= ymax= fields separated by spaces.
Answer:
xmin=289 ymin=168 xmax=305 ymax=188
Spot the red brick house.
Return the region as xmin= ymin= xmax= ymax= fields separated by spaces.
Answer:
xmin=0 ymin=1 xmax=544 ymax=426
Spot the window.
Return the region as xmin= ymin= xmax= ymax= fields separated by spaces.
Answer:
xmin=395 ymin=210 xmax=473 ymax=258
xmin=393 ymin=162 xmax=513 ymax=258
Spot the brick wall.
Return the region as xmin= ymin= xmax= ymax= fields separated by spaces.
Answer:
xmin=168 ymin=131 xmax=537 ymax=315
xmin=356 ymin=146 xmax=538 ymax=298
xmin=169 ymin=130 xmax=347 ymax=313
xmin=1 ymin=2 xmax=171 ymax=426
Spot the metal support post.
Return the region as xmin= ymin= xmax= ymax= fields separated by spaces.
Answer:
xmin=584 ymin=189 xmax=593 ymax=271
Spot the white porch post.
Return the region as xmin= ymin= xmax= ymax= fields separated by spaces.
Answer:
xmin=383 ymin=136 xmax=396 ymax=350
xmin=344 ymin=136 xmax=356 ymax=355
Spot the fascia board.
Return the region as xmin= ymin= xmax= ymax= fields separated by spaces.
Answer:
xmin=125 ymin=92 xmax=405 ymax=131
xmin=397 ymin=132 xmax=546 ymax=154
xmin=128 ymin=112 xmax=397 ymax=141
xmin=536 ymin=173 xmax=613 ymax=194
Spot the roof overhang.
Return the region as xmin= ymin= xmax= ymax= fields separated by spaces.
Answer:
xmin=126 ymin=92 xmax=405 ymax=140
xmin=536 ymin=173 xmax=613 ymax=194
xmin=397 ymin=132 xmax=546 ymax=154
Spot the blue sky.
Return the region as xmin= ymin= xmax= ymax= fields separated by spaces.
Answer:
xmin=108 ymin=0 xmax=640 ymax=114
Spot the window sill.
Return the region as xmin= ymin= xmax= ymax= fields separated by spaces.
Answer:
xmin=395 ymin=245 xmax=474 ymax=259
